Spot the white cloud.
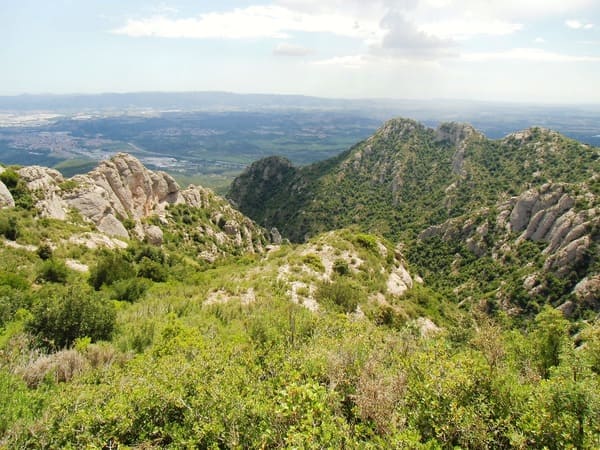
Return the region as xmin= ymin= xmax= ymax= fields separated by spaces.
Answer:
xmin=311 ymin=54 xmax=373 ymax=69
xmin=378 ymin=12 xmax=456 ymax=58
xmin=462 ymin=47 xmax=600 ymax=62
xmin=566 ymin=19 xmax=594 ymax=29
xmin=273 ymin=42 xmax=313 ymax=56
xmin=534 ymin=37 xmax=546 ymax=43
xmin=421 ymin=17 xmax=522 ymax=40
xmin=425 ymin=0 xmax=596 ymax=20
xmin=111 ymin=5 xmax=382 ymax=41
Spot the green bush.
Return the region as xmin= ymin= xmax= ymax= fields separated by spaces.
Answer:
xmin=0 ymin=168 xmax=33 ymax=209
xmin=0 ymin=168 xmax=19 ymax=189
xmin=36 ymin=243 xmax=53 ymax=260
xmin=37 ymin=259 xmax=69 ymax=284
xmin=137 ymin=257 xmax=167 ymax=282
xmin=333 ymin=258 xmax=350 ymax=276
xmin=302 ymin=254 xmax=325 ymax=272
xmin=27 ymin=285 xmax=116 ymax=349
xmin=0 ymin=286 xmax=31 ymax=327
xmin=88 ymin=251 xmax=135 ymax=290
xmin=0 ymin=216 xmax=19 ymax=240
xmin=354 ymin=233 xmax=379 ymax=252
xmin=112 ymin=278 xmax=151 ymax=302
xmin=315 ymin=278 xmax=362 ymax=313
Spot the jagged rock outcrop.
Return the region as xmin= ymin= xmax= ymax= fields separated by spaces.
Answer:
xmin=419 ymin=180 xmax=598 ymax=314
xmin=422 ymin=182 xmax=597 ymax=276
xmin=434 ymin=122 xmax=482 ymax=176
xmin=573 ymin=275 xmax=600 ymax=310
xmin=505 ymin=184 xmax=596 ymax=276
xmin=12 ymin=154 xmax=268 ymax=256
xmin=0 ymin=180 xmax=14 ymax=208
xmin=17 ymin=166 xmax=66 ymax=218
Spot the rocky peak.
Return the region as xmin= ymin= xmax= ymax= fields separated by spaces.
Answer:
xmin=227 ymin=156 xmax=297 ymax=212
xmin=435 ymin=122 xmax=480 ymax=146
xmin=435 ymin=122 xmax=481 ymax=176
xmin=13 ymin=154 xmax=267 ymax=254
xmin=502 ymin=126 xmax=559 ymax=144
xmin=71 ymin=152 xmax=180 ymax=225
xmin=372 ymin=118 xmax=424 ymax=141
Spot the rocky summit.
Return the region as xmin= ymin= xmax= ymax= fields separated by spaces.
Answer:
xmin=1 ymin=153 xmax=268 ymax=258
xmin=229 ymin=118 xmax=599 ymax=317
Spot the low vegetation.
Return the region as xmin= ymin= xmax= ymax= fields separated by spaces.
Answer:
xmin=0 ymin=122 xmax=598 ymax=447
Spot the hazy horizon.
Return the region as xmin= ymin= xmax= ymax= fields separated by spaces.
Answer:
xmin=2 ymin=91 xmax=600 ymax=108
xmin=2 ymin=1 xmax=599 ymax=103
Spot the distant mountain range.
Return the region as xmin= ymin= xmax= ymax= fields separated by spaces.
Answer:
xmin=1 ymin=91 xmax=600 ymax=144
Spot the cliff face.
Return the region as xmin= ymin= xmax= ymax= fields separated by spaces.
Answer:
xmin=14 ymin=153 xmax=268 ymax=256
xmin=419 ymin=182 xmax=599 ymax=315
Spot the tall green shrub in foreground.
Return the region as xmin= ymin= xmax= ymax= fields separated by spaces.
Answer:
xmin=26 ymin=285 xmax=115 ymax=349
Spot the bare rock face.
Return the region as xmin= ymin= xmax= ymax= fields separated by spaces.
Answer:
xmin=572 ymin=275 xmax=600 ymax=310
xmin=18 ymin=166 xmax=67 ymax=219
xmin=435 ymin=122 xmax=482 ymax=176
xmin=0 ymin=180 xmax=14 ymax=208
xmin=16 ymin=154 xmax=184 ymax=238
xmin=15 ymin=154 xmax=268 ymax=255
xmin=71 ymin=153 xmax=180 ymax=226
xmin=506 ymin=184 xmax=596 ymax=275
xmin=144 ymin=225 xmax=164 ymax=245
xmin=97 ymin=214 xmax=129 ymax=239
xmin=17 ymin=166 xmax=64 ymax=191
xmin=387 ymin=265 xmax=413 ymax=296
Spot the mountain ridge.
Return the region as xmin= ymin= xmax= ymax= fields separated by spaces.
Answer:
xmin=228 ymin=117 xmax=599 ymax=316
xmin=1 ymin=153 xmax=270 ymax=260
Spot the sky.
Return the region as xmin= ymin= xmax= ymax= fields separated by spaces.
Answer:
xmin=1 ymin=0 xmax=599 ymax=103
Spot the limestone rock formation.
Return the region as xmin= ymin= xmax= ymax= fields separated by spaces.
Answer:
xmin=434 ymin=122 xmax=482 ymax=176
xmin=419 ymin=181 xmax=598 ymax=313
xmin=506 ymin=184 xmax=595 ymax=276
xmin=0 ymin=180 xmax=14 ymax=208
xmin=573 ymin=275 xmax=600 ymax=310
xmin=11 ymin=154 xmax=268 ymax=256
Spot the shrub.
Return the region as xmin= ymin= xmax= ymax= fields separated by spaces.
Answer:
xmin=315 ymin=278 xmax=363 ymax=313
xmin=18 ymin=349 xmax=89 ymax=388
xmin=88 ymin=251 xmax=135 ymax=290
xmin=137 ymin=257 xmax=167 ymax=282
xmin=354 ymin=233 xmax=379 ymax=251
xmin=333 ymin=258 xmax=350 ymax=276
xmin=0 ymin=287 xmax=31 ymax=327
xmin=37 ymin=259 xmax=69 ymax=283
xmin=0 ymin=272 xmax=29 ymax=290
xmin=37 ymin=243 xmax=53 ymax=260
xmin=27 ymin=285 xmax=116 ymax=349
xmin=122 ymin=217 xmax=136 ymax=231
xmin=0 ymin=215 xmax=19 ymax=240
xmin=302 ymin=254 xmax=325 ymax=273
xmin=0 ymin=168 xmax=33 ymax=209
xmin=58 ymin=180 xmax=78 ymax=192
xmin=0 ymin=168 xmax=19 ymax=189
xmin=112 ymin=277 xmax=151 ymax=302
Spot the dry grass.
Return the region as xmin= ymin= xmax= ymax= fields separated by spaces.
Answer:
xmin=18 ymin=349 xmax=88 ymax=388
xmin=352 ymin=359 xmax=407 ymax=434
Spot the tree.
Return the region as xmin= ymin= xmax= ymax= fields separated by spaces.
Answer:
xmin=533 ymin=306 xmax=569 ymax=378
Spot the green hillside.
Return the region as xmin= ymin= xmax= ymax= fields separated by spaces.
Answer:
xmin=0 ymin=124 xmax=599 ymax=448
xmin=228 ymin=119 xmax=599 ymax=317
